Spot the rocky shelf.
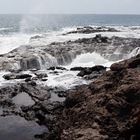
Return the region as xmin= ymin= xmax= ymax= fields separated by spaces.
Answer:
xmin=0 ymin=54 xmax=139 ymax=140
xmin=0 ymin=33 xmax=140 ymax=139
xmin=43 ymin=54 xmax=140 ymax=140
xmin=0 ymin=35 xmax=140 ymax=71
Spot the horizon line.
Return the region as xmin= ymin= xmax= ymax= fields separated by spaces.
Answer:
xmin=0 ymin=13 xmax=140 ymax=16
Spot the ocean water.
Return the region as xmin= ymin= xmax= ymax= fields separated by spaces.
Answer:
xmin=0 ymin=14 xmax=140 ymax=88
xmin=1 ymin=14 xmax=140 ymax=34
xmin=0 ymin=14 xmax=140 ymax=54
xmin=0 ymin=14 xmax=139 ymax=140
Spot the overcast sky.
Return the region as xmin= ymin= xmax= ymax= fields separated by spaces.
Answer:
xmin=0 ymin=0 xmax=140 ymax=14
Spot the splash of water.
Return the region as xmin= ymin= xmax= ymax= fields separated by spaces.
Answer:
xmin=67 ymin=52 xmax=111 ymax=68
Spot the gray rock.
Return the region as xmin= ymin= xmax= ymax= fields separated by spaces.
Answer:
xmin=0 ymin=35 xmax=139 ymax=71
xmin=34 ymin=72 xmax=48 ymax=79
xmin=20 ymin=56 xmax=41 ymax=70
xmin=3 ymin=73 xmax=32 ymax=80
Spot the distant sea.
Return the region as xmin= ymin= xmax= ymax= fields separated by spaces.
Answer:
xmin=0 ymin=14 xmax=140 ymax=34
xmin=0 ymin=14 xmax=140 ymax=54
xmin=0 ymin=14 xmax=140 ymax=87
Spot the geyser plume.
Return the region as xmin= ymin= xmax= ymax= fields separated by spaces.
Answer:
xmin=19 ymin=0 xmax=49 ymax=33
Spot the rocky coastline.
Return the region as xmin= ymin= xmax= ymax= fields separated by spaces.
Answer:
xmin=45 ymin=54 xmax=140 ymax=140
xmin=0 ymin=34 xmax=140 ymax=71
xmin=0 ymin=54 xmax=139 ymax=140
xmin=0 ymin=27 xmax=140 ymax=140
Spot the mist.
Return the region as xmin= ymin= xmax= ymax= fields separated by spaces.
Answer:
xmin=0 ymin=0 xmax=140 ymax=14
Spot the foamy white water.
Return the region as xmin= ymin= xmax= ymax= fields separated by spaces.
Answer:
xmin=0 ymin=26 xmax=140 ymax=54
xmin=0 ymin=34 xmax=31 ymax=55
xmin=0 ymin=70 xmax=35 ymax=87
xmin=0 ymin=71 xmax=11 ymax=86
xmin=66 ymin=52 xmax=114 ymax=68
xmin=45 ymin=70 xmax=87 ymax=89
xmin=0 ymin=49 xmax=138 ymax=89
xmin=40 ymin=52 xmax=114 ymax=88
xmin=128 ymin=47 xmax=140 ymax=58
xmin=0 ymin=52 xmax=110 ymax=88
xmin=29 ymin=26 xmax=140 ymax=47
xmin=0 ymin=25 xmax=140 ymax=89
xmin=0 ymin=69 xmax=87 ymax=89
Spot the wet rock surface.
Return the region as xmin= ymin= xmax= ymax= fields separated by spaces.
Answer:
xmin=3 ymin=73 xmax=32 ymax=80
xmin=0 ymin=29 xmax=140 ymax=139
xmin=44 ymin=54 xmax=140 ymax=140
xmin=0 ymin=115 xmax=47 ymax=140
xmin=0 ymin=34 xmax=140 ymax=71
xmin=0 ymin=54 xmax=140 ymax=140
xmin=63 ymin=26 xmax=119 ymax=35
xmin=70 ymin=65 xmax=106 ymax=80
xmin=0 ymin=76 xmax=69 ymax=139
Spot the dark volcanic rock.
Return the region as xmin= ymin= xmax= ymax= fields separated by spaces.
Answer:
xmin=41 ymin=78 xmax=48 ymax=81
xmin=45 ymin=54 xmax=140 ymax=140
xmin=0 ymin=81 xmax=51 ymax=139
xmin=56 ymin=66 xmax=67 ymax=71
xmin=63 ymin=26 xmax=119 ymax=35
xmin=47 ymin=67 xmax=55 ymax=70
xmin=0 ymin=35 xmax=140 ymax=71
xmin=84 ymin=72 xmax=102 ymax=80
xmin=110 ymin=54 xmax=140 ymax=71
xmin=3 ymin=74 xmax=16 ymax=80
xmin=76 ymin=65 xmax=106 ymax=80
xmin=48 ymin=66 xmax=67 ymax=71
xmin=16 ymin=74 xmax=32 ymax=79
xmin=3 ymin=73 xmax=32 ymax=80
xmin=20 ymin=56 xmax=41 ymax=70
xmin=70 ymin=67 xmax=86 ymax=71
xmin=34 ymin=72 xmax=48 ymax=79
xmin=74 ymin=34 xmax=109 ymax=44
xmin=25 ymin=77 xmax=32 ymax=82
xmin=30 ymin=35 xmax=43 ymax=40
xmin=0 ymin=82 xmax=50 ymax=102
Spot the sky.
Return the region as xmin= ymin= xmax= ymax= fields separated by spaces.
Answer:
xmin=0 ymin=0 xmax=140 ymax=14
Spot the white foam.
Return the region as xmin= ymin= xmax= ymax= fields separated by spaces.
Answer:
xmin=0 ymin=34 xmax=31 ymax=55
xmin=43 ymin=52 xmax=114 ymax=89
xmin=0 ymin=27 xmax=13 ymax=31
xmin=0 ymin=69 xmax=87 ymax=89
xmin=127 ymin=47 xmax=140 ymax=58
xmin=36 ymin=52 xmax=115 ymax=89
xmin=0 ymin=70 xmax=34 ymax=87
xmin=37 ymin=70 xmax=88 ymax=89
xmin=0 ymin=26 xmax=140 ymax=89
xmin=29 ymin=25 xmax=140 ymax=47
xmin=0 ymin=71 xmax=11 ymax=86
xmin=0 ymin=52 xmax=114 ymax=89
xmin=66 ymin=52 xmax=113 ymax=69
xmin=1 ymin=25 xmax=140 ymax=54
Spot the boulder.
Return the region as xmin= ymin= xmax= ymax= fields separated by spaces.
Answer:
xmin=3 ymin=73 xmax=32 ymax=80
xmin=34 ymin=72 xmax=48 ymax=79
xmin=30 ymin=35 xmax=43 ymax=40
xmin=16 ymin=74 xmax=32 ymax=79
xmin=77 ymin=65 xmax=106 ymax=78
xmin=20 ymin=56 xmax=41 ymax=70
xmin=47 ymin=67 xmax=55 ymax=70
xmin=70 ymin=67 xmax=86 ymax=71
xmin=110 ymin=54 xmax=140 ymax=71
xmin=110 ymin=63 xmax=125 ymax=71
xmin=56 ymin=66 xmax=67 ymax=70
